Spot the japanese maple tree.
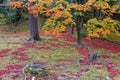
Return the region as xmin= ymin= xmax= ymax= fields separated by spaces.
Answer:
xmin=85 ymin=0 xmax=120 ymax=38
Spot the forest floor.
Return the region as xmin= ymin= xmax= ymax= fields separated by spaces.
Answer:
xmin=0 ymin=31 xmax=120 ymax=80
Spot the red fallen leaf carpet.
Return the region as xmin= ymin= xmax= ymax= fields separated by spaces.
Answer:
xmin=0 ymin=32 xmax=120 ymax=80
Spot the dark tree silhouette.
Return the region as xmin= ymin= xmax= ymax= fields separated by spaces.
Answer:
xmin=75 ymin=0 xmax=87 ymax=46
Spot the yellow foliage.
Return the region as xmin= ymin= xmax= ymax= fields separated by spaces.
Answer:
xmin=101 ymin=29 xmax=110 ymax=35
xmin=94 ymin=1 xmax=110 ymax=10
xmin=94 ymin=28 xmax=104 ymax=33
xmin=86 ymin=18 xmax=120 ymax=38
xmin=39 ymin=0 xmax=75 ymax=34
xmin=93 ymin=0 xmax=118 ymax=16
xmin=105 ymin=0 xmax=109 ymax=2
xmin=88 ymin=33 xmax=100 ymax=38
xmin=38 ymin=0 xmax=53 ymax=6
xmin=37 ymin=6 xmax=47 ymax=14
xmin=85 ymin=0 xmax=96 ymax=6
xmin=117 ymin=33 xmax=120 ymax=36
xmin=63 ymin=18 xmax=73 ymax=25
xmin=53 ymin=11 xmax=64 ymax=18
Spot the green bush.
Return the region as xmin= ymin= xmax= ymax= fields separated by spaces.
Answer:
xmin=106 ymin=33 xmax=120 ymax=44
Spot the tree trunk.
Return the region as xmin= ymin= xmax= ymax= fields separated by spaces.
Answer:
xmin=69 ymin=24 xmax=74 ymax=34
xmin=74 ymin=0 xmax=86 ymax=46
xmin=76 ymin=16 xmax=84 ymax=46
xmin=29 ymin=14 xmax=41 ymax=41
xmin=28 ymin=2 xmax=41 ymax=41
xmin=69 ymin=14 xmax=76 ymax=34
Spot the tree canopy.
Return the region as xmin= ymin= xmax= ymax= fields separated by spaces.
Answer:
xmin=9 ymin=0 xmax=120 ymax=43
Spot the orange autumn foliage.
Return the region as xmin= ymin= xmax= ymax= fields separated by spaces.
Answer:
xmin=29 ymin=0 xmax=36 ymax=3
xmin=44 ymin=27 xmax=62 ymax=37
xmin=28 ymin=5 xmax=39 ymax=15
xmin=9 ymin=1 xmax=23 ymax=8
xmin=9 ymin=0 xmax=119 ymax=39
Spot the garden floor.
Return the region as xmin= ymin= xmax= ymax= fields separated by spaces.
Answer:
xmin=0 ymin=31 xmax=120 ymax=80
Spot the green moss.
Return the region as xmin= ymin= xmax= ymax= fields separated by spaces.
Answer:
xmin=27 ymin=46 xmax=80 ymax=62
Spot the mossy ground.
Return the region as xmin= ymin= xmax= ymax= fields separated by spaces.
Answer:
xmin=0 ymin=14 xmax=120 ymax=80
xmin=0 ymin=31 xmax=120 ymax=80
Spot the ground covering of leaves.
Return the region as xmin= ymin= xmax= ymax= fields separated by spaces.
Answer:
xmin=0 ymin=32 xmax=120 ymax=80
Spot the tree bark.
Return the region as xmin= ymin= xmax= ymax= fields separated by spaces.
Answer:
xmin=28 ymin=2 xmax=41 ymax=41
xmin=76 ymin=16 xmax=84 ymax=46
xmin=29 ymin=13 xmax=41 ymax=41
xmin=69 ymin=24 xmax=74 ymax=34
